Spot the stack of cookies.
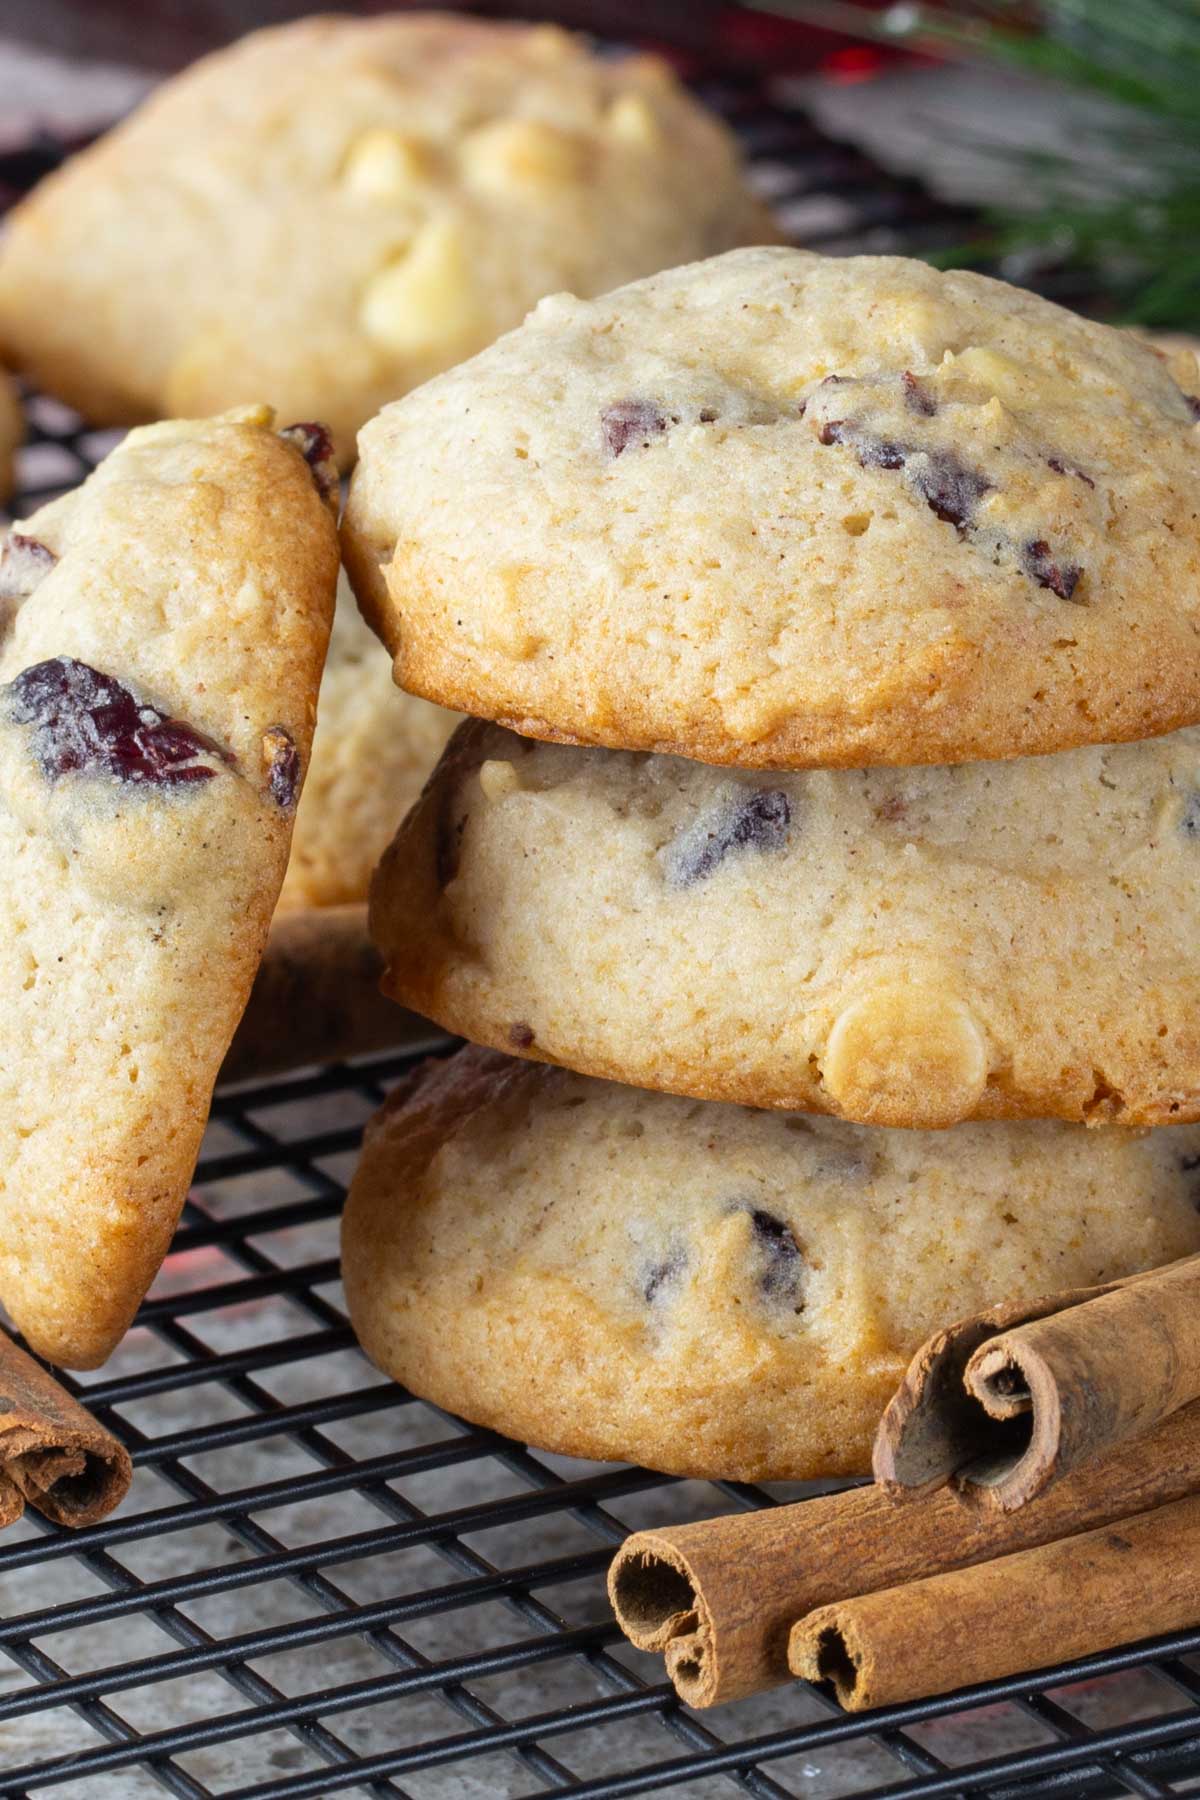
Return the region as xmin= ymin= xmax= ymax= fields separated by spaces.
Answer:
xmin=339 ymin=246 xmax=1200 ymax=1482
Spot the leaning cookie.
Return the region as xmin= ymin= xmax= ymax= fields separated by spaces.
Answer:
xmin=279 ymin=575 xmax=457 ymax=909
xmin=0 ymin=408 xmax=338 ymax=1366
xmin=343 ymin=1047 xmax=1200 ymax=1482
xmin=345 ymin=247 xmax=1200 ymax=768
xmin=0 ymin=15 xmax=772 ymax=464
xmin=371 ymin=718 xmax=1200 ymax=1130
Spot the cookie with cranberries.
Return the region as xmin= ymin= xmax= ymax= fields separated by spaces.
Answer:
xmin=371 ymin=716 xmax=1200 ymax=1129
xmin=343 ymin=1046 xmax=1200 ymax=1480
xmin=344 ymin=247 xmax=1200 ymax=767
xmin=0 ymin=406 xmax=338 ymax=1365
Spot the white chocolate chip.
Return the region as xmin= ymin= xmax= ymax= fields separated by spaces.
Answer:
xmin=531 ymin=292 xmax=589 ymax=329
xmin=359 ymin=218 xmax=482 ymax=357
xmin=460 ymin=118 xmax=585 ymax=195
xmin=478 ymin=759 xmax=522 ymax=801
xmin=605 ymin=93 xmax=662 ymax=150
xmin=222 ymin=402 xmax=275 ymax=429
xmin=821 ymin=983 xmax=989 ymax=1128
xmin=341 ymin=129 xmax=431 ymax=198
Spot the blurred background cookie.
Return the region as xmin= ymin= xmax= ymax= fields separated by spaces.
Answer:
xmin=0 ymin=12 xmax=775 ymax=462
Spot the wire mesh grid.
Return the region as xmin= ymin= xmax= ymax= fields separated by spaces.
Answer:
xmin=4 ymin=50 xmax=1200 ymax=1800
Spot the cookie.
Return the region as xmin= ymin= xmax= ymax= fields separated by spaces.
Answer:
xmin=371 ymin=718 xmax=1200 ymax=1130
xmin=0 ymin=15 xmax=772 ymax=465
xmin=279 ymin=574 xmax=456 ymax=909
xmin=0 ymin=371 xmax=22 ymax=503
xmin=344 ymin=247 xmax=1200 ymax=768
xmin=0 ymin=407 xmax=338 ymax=1366
xmin=343 ymin=1046 xmax=1200 ymax=1481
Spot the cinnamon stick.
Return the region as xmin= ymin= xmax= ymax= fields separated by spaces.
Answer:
xmin=222 ymin=903 xmax=433 ymax=1083
xmin=790 ymin=1491 xmax=1200 ymax=1711
xmin=873 ymin=1254 xmax=1200 ymax=1512
xmin=607 ymin=1398 xmax=1200 ymax=1708
xmin=0 ymin=1330 xmax=131 ymax=1526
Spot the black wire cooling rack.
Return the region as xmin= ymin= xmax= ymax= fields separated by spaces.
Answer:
xmin=4 ymin=45 xmax=1200 ymax=1800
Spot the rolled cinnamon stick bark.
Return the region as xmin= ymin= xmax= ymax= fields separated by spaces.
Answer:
xmin=222 ymin=903 xmax=438 ymax=1083
xmin=790 ymin=1491 xmax=1200 ymax=1711
xmin=0 ymin=1330 xmax=132 ymax=1526
xmin=608 ymin=1399 xmax=1200 ymax=1707
xmin=874 ymin=1254 xmax=1200 ymax=1512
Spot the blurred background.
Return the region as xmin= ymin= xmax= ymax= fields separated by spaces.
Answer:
xmin=2 ymin=0 xmax=1197 ymax=330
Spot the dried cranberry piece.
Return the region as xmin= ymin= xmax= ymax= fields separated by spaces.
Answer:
xmin=279 ymin=421 xmax=338 ymax=501
xmin=666 ymin=789 xmax=791 ymax=888
xmin=817 ymin=420 xmax=906 ymax=469
xmin=0 ymin=534 xmax=57 ymax=603
xmin=901 ymin=370 xmax=937 ymax=417
xmin=1046 ymin=455 xmax=1096 ymax=490
xmin=859 ymin=434 xmax=909 ymax=473
xmin=818 ymin=421 xmax=990 ymax=533
xmin=642 ymin=1245 xmax=687 ymax=1304
xmin=6 ymin=657 xmax=226 ymax=787
xmin=263 ymin=725 xmax=300 ymax=810
xmin=508 ymin=1021 xmax=535 ymax=1049
xmin=601 ymin=400 xmax=667 ymax=458
xmin=1023 ymin=539 xmax=1083 ymax=602
xmin=728 ymin=1202 xmax=804 ymax=1307
xmin=750 ymin=1207 xmax=804 ymax=1302
xmin=911 ymin=450 xmax=992 ymax=532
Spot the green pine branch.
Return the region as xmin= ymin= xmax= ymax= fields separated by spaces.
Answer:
xmin=763 ymin=0 xmax=1200 ymax=325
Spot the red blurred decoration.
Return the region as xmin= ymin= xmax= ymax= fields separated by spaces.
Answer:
xmin=821 ymin=44 xmax=888 ymax=82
